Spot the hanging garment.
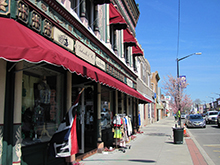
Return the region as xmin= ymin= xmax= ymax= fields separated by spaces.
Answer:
xmin=124 ymin=116 xmax=127 ymax=125
xmin=113 ymin=115 xmax=122 ymax=126
xmin=113 ymin=128 xmax=122 ymax=139
xmin=122 ymin=118 xmax=129 ymax=142
xmin=126 ymin=116 xmax=132 ymax=136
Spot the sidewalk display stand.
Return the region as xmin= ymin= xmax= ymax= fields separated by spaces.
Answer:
xmin=113 ymin=114 xmax=132 ymax=153
xmin=173 ymin=127 xmax=184 ymax=144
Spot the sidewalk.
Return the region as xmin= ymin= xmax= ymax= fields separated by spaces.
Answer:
xmin=79 ymin=117 xmax=212 ymax=165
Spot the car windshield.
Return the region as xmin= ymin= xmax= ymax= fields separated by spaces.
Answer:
xmin=190 ymin=115 xmax=203 ymax=119
xmin=209 ymin=112 xmax=218 ymax=115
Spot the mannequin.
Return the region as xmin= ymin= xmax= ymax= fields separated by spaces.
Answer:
xmin=34 ymin=76 xmax=51 ymax=139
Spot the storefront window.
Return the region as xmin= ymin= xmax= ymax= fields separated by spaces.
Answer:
xmin=101 ymin=86 xmax=112 ymax=130
xmin=21 ymin=65 xmax=64 ymax=146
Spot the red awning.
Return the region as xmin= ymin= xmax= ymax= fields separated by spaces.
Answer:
xmin=109 ymin=3 xmax=127 ymax=30
xmin=0 ymin=18 xmax=151 ymax=103
xmin=132 ymin=44 xmax=143 ymax=56
xmin=123 ymin=28 xmax=136 ymax=46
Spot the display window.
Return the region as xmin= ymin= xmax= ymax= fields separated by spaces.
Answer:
xmin=101 ymin=86 xmax=112 ymax=130
xmin=21 ymin=63 xmax=64 ymax=146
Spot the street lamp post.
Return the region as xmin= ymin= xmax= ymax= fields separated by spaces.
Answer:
xmin=176 ymin=52 xmax=202 ymax=127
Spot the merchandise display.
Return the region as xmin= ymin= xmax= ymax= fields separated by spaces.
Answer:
xmin=113 ymin=114 xmax=132 ymax=153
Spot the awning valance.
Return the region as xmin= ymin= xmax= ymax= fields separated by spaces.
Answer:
xmin=123 ymin=28 xmax=136 ymax=47
xmin=0 ymin=17 xmax=151 ymax=103
xmin=109 ymin=3 xmax=127 ymax=30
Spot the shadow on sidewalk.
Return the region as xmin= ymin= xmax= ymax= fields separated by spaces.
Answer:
xmin=82 ymin=159 xmax=156 ymax=163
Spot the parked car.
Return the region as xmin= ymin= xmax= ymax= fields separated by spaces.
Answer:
xmin=181 ymin=112 xmax=187 ymax=119
xmin=205 ymin=111 xmax=218 ymax=124
xmin=217 ymin=111 xmax=220 ymax=127
xmin=185 ymin=114 xmax=206 ymax=128
xmin=201 ymin=113 xmax=206 ymax=119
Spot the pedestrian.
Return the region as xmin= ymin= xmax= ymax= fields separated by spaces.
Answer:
xmin=177 ymin=110 xmax=181 ymax=125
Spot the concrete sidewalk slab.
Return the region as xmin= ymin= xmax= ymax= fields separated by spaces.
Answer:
xmin=80 ymin=117 xmax=195 ymax=165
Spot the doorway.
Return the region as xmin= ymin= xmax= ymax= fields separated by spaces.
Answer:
xmin=72 ymin=85 xmax=96 ymax=154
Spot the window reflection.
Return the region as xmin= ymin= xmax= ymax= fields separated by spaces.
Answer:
xmin=101 ymin=87 xmax=112 ymax=130
xmin=22 ymin=67 xmax=63 ymax=146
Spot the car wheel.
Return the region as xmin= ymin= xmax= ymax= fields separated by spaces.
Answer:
xmin=203 ymin=126 xmax=206 ymax=128
xmin=218 ymin=122 xmax=220 ymax=128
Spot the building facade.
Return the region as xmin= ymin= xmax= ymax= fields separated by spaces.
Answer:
xmin=136 ymin=56 xmax=154 ymax=126
xmin=0 ymin=0 xmax=152 ymax=164
xmin=151 ymin=71 xmax=161 ymax=122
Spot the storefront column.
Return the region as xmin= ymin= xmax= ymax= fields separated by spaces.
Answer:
xmin=13 ymin=61 xmax=23 ymax=164
xmin=136 ymin=99 xmax=140 ymax=132
xmin=2 ymin=62 xmax=16 ymax=165
xmin=115 ymin=90 xmax=118 ymax=114
xmin=66 ymin=72 xmax=72 ymax=110
xmin=0 ymin=59 xmax=6 ymax=122
xmin=97 ymin=84 xmax=103 ymax=152
xmin=66 ymin=72 xmax=76 ymax=163
xmin=126 ymin=95 xmax=129 ymax=115
xmin=133 ymin=98 xmax=137 ymax=134
xmin=121 ymin=93 xmax=124 ymax=114
xmin=0 ymin=59 xmax=6 ymax=164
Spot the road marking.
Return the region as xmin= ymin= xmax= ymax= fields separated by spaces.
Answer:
xmin=213 ymin=150 xmax=220 ymax=152
xmin=203 ymin=144 xmax=220 ymax=147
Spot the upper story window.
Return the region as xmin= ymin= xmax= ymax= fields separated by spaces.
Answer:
xmin=85 ymin=0 xmax=95 ymax=30
xmin=124 ymin=44 xmax=130 ymax=64
xmin=70 ymin=0 xmax=80 ymax=16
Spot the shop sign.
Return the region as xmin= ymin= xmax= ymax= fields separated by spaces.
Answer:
xmin=96 ymin=57 xmax=105 ymax=71
xmin=53 ymin=27 xmax=74 ymax=51
xmin=75 ymin=40 xmax=96 ymax=65
xmin=180 ymin=75 xmax=186 ymax=87
xmin=127 ymin=78 xmax=133 ymax=88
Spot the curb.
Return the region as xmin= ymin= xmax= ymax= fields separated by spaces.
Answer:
xmin=186 ymin=128 xmax=215 ymax=165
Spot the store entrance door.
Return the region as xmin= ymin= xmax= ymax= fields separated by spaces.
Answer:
xmin=73 ymin=85 xmax=94 ymax=154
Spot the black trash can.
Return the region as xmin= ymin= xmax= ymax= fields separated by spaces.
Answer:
xmin=173 ymin=127 xmax=184 ymax=144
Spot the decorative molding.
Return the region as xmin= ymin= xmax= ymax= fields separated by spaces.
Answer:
xmin=17 ymin=1 xmax=29 ymax=24
xmin=31 ymin=10 xmax=41 ymax=32
xmin=0 ymin=0 xmax=10 ymax=15
xmin=43 ymin=19 xmax=52 ymax=38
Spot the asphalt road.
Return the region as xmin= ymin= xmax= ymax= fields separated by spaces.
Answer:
xmin=183 ymin=119 xmax=220 ymax=165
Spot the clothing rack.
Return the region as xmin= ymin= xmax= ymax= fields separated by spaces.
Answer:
xmin=113 ymin=114 xmax=132 ymax=153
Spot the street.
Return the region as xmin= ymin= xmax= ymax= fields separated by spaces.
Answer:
xmin=183 ymin=119 xmax=220 ymax=165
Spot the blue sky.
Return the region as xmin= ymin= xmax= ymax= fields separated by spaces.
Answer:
xmin=135 ymin=0 xmax=220 ymax=104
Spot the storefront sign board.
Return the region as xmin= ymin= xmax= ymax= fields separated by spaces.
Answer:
xmin=75 ymin=40 xmax=96 ymax=65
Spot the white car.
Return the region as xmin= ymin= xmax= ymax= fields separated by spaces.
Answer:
xmin=181 ymin=113 xmax=187 ymax=119
xmin=205 ymin=111 xmax=218 ymax=124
